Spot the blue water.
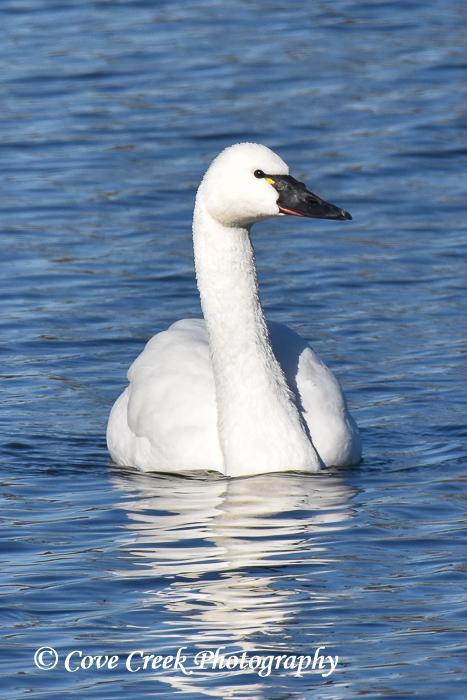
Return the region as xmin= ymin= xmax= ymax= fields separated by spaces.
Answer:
xmin=2 ymin=1 xmax=466 ymax=698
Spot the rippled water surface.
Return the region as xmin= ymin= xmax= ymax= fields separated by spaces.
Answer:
xmin=2 ymin=1 xmax=467 ymax=698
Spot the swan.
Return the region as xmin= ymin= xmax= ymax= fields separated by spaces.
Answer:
xmin=107 ymin=142 xmax=361 ymax=477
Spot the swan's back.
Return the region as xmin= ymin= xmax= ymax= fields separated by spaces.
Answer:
xmin=107 ymin=319 xmax=360 ymax=472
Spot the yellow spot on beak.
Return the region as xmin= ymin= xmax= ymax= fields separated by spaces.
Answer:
xmin=265 ymin=177 xmax=275 ymax=185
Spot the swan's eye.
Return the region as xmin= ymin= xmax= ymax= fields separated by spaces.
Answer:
xmin=254 ymin=169 xmax=265 ymax=178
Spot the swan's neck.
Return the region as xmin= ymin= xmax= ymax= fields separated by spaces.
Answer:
xmin=193 ymin=195 xmax=320 ymax=476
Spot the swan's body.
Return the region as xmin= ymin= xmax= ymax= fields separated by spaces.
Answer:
xmin=107 ymin=143 xmax=361 ymax=476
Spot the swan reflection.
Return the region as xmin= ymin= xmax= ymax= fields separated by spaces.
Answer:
xmin=110 ymin=469 xmax=354 ymax=697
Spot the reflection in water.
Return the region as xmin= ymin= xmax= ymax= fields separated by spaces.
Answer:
xmin=110 ymin=469 xmax=354 ymax=697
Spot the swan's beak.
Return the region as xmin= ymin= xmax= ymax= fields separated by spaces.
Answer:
xmin=267 ymin=174 xmax=352 ymax=220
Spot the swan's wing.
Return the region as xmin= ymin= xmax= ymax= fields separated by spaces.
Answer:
xmin=107 ymin=319 xmax=223 ymax=472
xmin=268 ymin=321 xmax=361 ymax=467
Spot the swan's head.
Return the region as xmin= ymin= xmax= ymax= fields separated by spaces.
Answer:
xmin=199 ymin=142 xmax=351 ymax=228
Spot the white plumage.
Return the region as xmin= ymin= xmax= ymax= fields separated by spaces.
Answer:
xmin=107 ymin=143 xmax=361 ymax=476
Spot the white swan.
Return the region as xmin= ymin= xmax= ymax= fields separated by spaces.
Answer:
xmin=107 ymin=142 xmax=361 ymax=477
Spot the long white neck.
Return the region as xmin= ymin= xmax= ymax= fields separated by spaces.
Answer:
xmin=193 ymin=192 xmax=320 ymax=476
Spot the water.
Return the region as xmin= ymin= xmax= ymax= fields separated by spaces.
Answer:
xmin=1 ymin=0 xmax=466 ymax=697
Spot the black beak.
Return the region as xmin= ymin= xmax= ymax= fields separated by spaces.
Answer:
xmin=268 ymin=174 xmax=351 ymax=221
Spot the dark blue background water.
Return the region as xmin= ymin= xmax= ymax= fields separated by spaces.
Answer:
xmin=2 ymin=1 xmax=466 ymax=698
